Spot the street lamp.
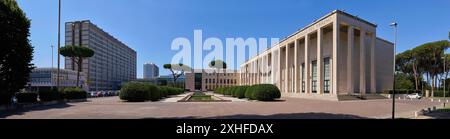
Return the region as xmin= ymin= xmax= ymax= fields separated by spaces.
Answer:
xmin=56 ymin=0 xmax=61 ymax=89
xmin=390 ymin=22 xmax=398 ymax=119
xmin=443 ymin=56 xmax=447 ymax=107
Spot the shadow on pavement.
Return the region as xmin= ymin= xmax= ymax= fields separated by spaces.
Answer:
xmin=0 ymin=103 xmax=73 ymax=118
xmin=148 ymin=112 xmax=370 ymax=119
xmin=423 ymin=109 xmax=450 ymax=119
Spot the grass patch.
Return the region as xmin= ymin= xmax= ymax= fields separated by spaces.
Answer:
xmin=189 ymin=95 xmax=213 ymax=101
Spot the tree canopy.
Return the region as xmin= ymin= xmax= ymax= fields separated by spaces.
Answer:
xmin=60 ymin=45 xmax=94 ymax=87
xmin=396 ymin=40 xmax=450 ymax=94
xmin=209 ymin=59 xmax=227 ymax=69
xmin=163 ymin=63 xmax=191 ymax=88
xmin=0 ymin=0 xmax=34 ymax=104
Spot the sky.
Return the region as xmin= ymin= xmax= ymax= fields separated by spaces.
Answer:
xmin=17 ymin=0 xmax=450 ymax=78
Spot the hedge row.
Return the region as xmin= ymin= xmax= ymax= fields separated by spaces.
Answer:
xmin=383 ymin=90 xmax=422 ymax=94
xmin=215 ymin=84 xmax=281 ymax=101
xmin=119 ymin=82 xmax=184 ymax=102
xmin=14 ymin=87 xmax=87 ymax=103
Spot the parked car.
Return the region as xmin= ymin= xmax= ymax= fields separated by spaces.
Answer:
xmin=406 ymin=93 xmax=422 ymax=99
xmin=96 ymin=91 xmax=104 ymax=97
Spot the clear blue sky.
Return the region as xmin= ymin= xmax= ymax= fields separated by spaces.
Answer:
xmin=17 ymin=0 xmax=450 ymax=78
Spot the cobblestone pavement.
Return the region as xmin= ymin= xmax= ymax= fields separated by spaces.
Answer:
xmin=0 ymin=95 xmax=443 ymax=119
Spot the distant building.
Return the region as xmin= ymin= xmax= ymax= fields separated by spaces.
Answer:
xmin=143 ymin=63 xmax=159 ymax=79
xmin=64 ymin=20 xmax=137 ymax=91
xmin=27 ymin=68 xmax=87 ymax=91
xmin=185 ymin=69 xmax=240 ymax=92
xmin=134 ymin=75 xmax=185 ymax=87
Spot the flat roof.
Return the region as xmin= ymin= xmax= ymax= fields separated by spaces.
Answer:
xmin=243 ymin=10 xmax=380 ymax=64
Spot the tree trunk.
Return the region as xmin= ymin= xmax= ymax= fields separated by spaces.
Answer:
xmin=76 ymin=57 xmax=83 ymax=88
xmin=413 ymin=63 xmax=419 ymax=91
xmin=216 ymin=70 xmax=219 ymax=90
xmin=432 ymin=75 xmax=435 ymax=97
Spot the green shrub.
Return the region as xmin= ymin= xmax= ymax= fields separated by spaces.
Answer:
xmin=62 ymin=87 xmax=87 ymax=100
xmin=159 ymin=86 xmax=168 ymax=98
xmin=167 ymin=87 xmax=181 ymax=95
xmin=16 ymin=92 xmax=38 ymax=103
xmin=245 ymin=85 xmax=255 ymax=99
xmin=233 ymin=86 xmax=248 ymax=99
xmin=39 ymin=89 xmax=61 ymax=102
xmin=248 ymin=84 xmax=281 ymax=101
xmin=120 ymin=82 xmax=151 ymax=102
xmin=214 ymin=87 xmax=223 ymax=94
xmin=223 ymin=87 xmax=233 ymax=96
xmin=148 ymin=85 xmax=161 ymax=101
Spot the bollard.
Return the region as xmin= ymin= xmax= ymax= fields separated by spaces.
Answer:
xmin=415 ymin=111 xmax=420 ymax=118
xmin=433 ymin=106 xmax=437 ymax=111
xmin=439 ymin=99 xmax=441 ymax=102
xmin=431 ymin=99 xmax=434 ymax=102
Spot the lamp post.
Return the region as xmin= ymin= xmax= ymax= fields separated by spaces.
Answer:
xmin=56 ymin=0 xmax=61 ymax=89
xmin=390 ymin=22 xmax=398 ymax=119
xmin=443 ymin=56 xmax=447 ymax=107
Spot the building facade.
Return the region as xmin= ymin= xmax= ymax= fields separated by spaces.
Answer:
xmin=27 ymin=68 xmax=87 ymax=91
xmin=185 ymin=69 xmax=240 ymax=91
xmin=240 ymin=10 xmax=394 ymax=100
xmin=143 ymin=62 xmax=159 ymax=79
xmin=65 ymin=20 xmax=137 ymax=91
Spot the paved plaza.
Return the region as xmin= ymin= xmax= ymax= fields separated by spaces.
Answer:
xmin=0 ymin=93 xmax=445 ymax=119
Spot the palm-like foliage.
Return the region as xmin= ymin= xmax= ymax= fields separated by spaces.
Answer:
xmin=396 ymin=40 xmax=450 ymax=95
xmin=163 ymin=63 xmax=191 ymax=87
xmin=60 ymin=45 xmax=94 ymax=87
xmin=209 ymin=60 xmax=227 ymax=89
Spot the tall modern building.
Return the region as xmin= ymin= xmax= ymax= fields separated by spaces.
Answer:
xmin=240 ymin=10 xmax=394 ymax=101
xmin=64 ymin=20 xmax=137 ymax=91
xmin=143 ymin=62 xmax=159 ymax=79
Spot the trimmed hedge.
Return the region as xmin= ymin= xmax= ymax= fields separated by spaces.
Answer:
xmin=233 ymin=86 xmax=248 ymax=99
xmin=39 ymin=89 xmax=62 ymax=102
xmin=249 ymin=84 xmax=281 ymax=101
xmin=16 ymin=92 xmax=38 ymax=103
xmin=215 ymin=84 xmax=280 ymax=101
xmin=120 ymin=82 xmax=184 ymax=102
xmin=120 ymin=82 xmax=152 ymax=102
xmin=158 ymin=86 xmax=169 ymax=98
xmin=62 ymin=87 xmax=87 ymax=100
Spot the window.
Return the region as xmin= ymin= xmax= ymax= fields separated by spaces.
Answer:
xmin=312 ymin=61 xmax=317 ymax=93
xmin=301 ymin=63 xmax=305 ymax=93
xmin=324 ymin=58 xmax=331 ymax=93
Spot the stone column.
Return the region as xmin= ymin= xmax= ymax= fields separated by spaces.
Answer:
xmin=332 ymin=22 xmax=340 ymax=95
xmin=294 ymin=39 xmax=298 ymax=93
xmin=317 ymin=28 xmax=323 ymax=94
xmin=278 ymin=49 xmax=282 ymax=89
xmin=347 ymin=26 xmax=354 ymax=94
xmin=285 ymin=45 xmax=289 ymax=93
xmin=305 ymin=35 xmax=310 ymax=94
xmin=370 ymin=32 xmax=377 ymax=94
xmin=360 ymin=29 xmax=366 ymax=95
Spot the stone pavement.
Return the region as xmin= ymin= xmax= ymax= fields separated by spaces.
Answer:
xmin=0 ymin=95 xmax=444 ymax=119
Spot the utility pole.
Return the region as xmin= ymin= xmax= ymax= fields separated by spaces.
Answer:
xmin=57 ymin=0 xmax=61 ymax=89
xmin=390 ymin=22 xmax=398 ymax=119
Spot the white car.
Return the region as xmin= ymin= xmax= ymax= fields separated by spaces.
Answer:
xmin=406 ymin=93 xmax=422 ymax=99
